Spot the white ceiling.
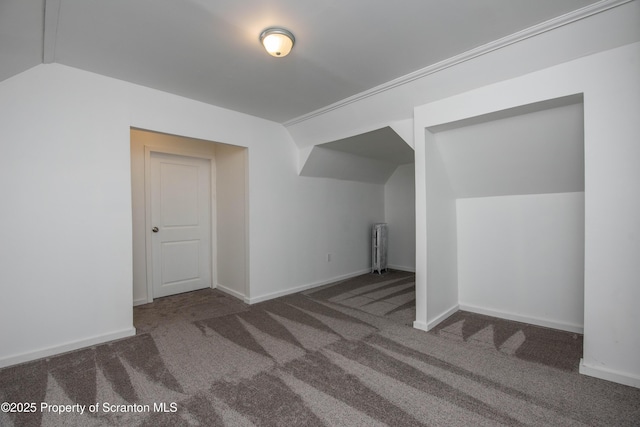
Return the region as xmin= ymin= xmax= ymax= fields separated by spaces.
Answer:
xmin=320 ymin=127 xmax=414 ymax=165
xmin=1 ymin=0 xmax=600 ymax=124
xmin=300 ymin=127 xmax=413 ymax=183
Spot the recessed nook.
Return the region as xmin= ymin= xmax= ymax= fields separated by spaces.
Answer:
xmin=427 ymin=95 xmax=585 ymax=334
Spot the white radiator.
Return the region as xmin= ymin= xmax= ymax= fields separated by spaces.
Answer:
xmin=371 ymin=223 xmax=388 ymax=274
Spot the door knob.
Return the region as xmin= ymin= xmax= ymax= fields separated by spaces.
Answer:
xmin=152 ymin=227 xmax=159 ymax=233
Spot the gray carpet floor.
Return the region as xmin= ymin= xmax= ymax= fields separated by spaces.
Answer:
xmin=1 ymin=270 xmax=639 ymax=426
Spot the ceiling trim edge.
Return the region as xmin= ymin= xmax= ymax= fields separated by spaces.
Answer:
xmin=283 ymin=0 xmax=631 ymax=127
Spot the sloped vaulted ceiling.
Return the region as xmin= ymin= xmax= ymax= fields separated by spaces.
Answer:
xmin=300 ymin=127 xmax=413 ymax=184
xmin=434 ymin=96 xmax=585 ymax=198
xmin=1 ymin=0 xmax=606 ymax=123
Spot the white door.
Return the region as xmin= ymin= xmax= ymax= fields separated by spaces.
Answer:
xmin=150 ymin=152 xmax=212 ymax=298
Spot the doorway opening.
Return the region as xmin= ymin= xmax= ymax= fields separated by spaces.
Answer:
xmin=130 ymin=128 xmax=249 ymax=305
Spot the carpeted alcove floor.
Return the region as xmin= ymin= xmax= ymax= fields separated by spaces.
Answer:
xmin=1 ymin=270 xmax=639 ymax=426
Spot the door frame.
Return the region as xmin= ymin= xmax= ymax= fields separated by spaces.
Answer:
xmin=143 ymin=145 xmax=217 ymax=303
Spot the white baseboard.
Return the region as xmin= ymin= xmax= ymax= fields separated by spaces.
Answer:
xmin=580 ymin=359 xmax=640 ymax=389
xmin=246 ymin=269 xmax=371 ymax=305
xmin=387 ymin=264 xmax=416 ymax=273
xmin=413 ymin=320 xmax=429 ymax=332
xmin=459 ymin=303 xmax=584 ymax=334
xmin=413 ymin=305 xmax=459 ymax=332
xmin=215 ymin=283 xmax=246 ymax=301
xmin=0 ymin=327 xmax=137 ymax=369
xmin=133 ymin=298 xmax=148 ymax=306
xmin=428 ymin=304 xmax=460 ymax=330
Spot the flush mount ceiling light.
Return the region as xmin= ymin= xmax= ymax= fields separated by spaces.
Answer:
xmin=259 ymin=27 xmax=295 ymax=57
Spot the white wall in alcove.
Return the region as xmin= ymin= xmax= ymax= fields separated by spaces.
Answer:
xmin=456 ymin=192 xmax=585 ymax=332
xmin=414 ymin=41 xmax=640 ymax=388
xmin=384 ymin=164 xmax=416 ymax=272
